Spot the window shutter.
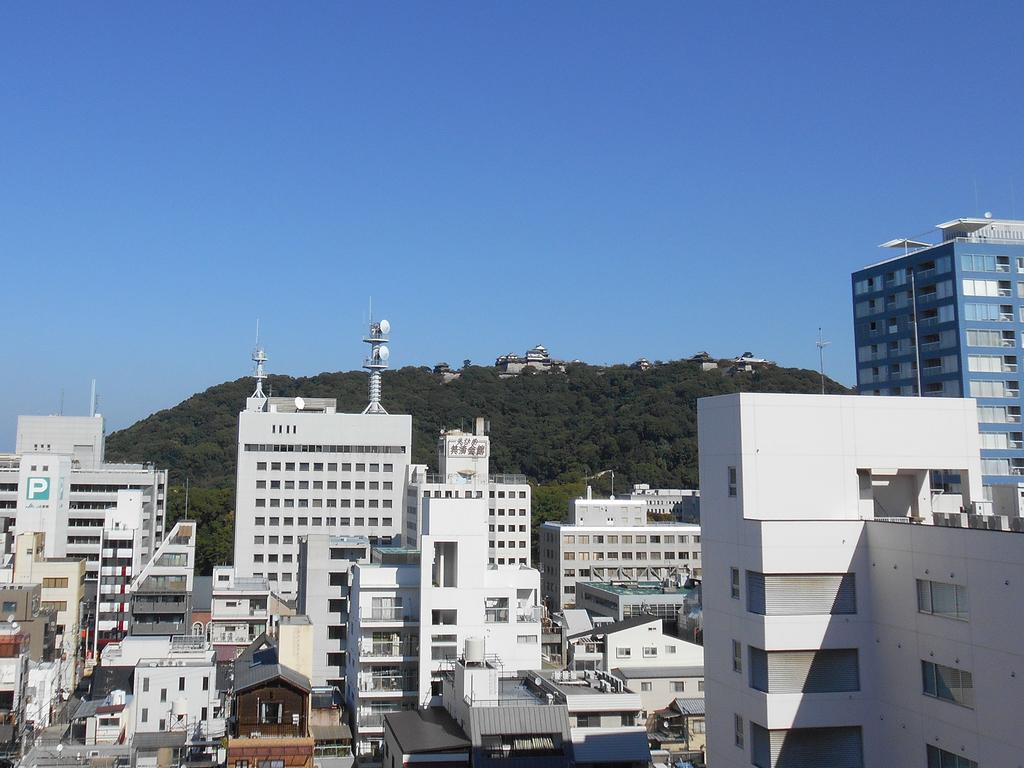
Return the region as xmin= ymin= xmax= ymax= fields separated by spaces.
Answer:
xmin=770 ymin=726 xmax=863 ymax=768
xmin=762 ymin=574 xmax=856 ymax=615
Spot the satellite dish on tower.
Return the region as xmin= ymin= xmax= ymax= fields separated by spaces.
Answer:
xmin=377 ymin=346 xmax=390 ymax=361
xmin=379 ymin=319 xmax=390 ymax=335
xmin=294 ymin=397 xmax=305 ymax=411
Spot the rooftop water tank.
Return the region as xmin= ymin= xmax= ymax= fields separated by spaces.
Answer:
xmin=465 ymin=637 xmax=485 ymax=665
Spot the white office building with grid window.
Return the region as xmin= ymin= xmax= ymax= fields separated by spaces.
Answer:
xmin=233 ymin=394 xmax=412 ymax=600
xmin=539 ymin=493 xmax=701 ymax=612
xmin=700 ymin=392 xmax=1024 ymax=768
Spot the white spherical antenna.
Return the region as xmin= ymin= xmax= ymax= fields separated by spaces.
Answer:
xmin=294 ymin=396 xmax=305 ymax=411
xmin=377 ymin=346 xmax=390 ymax=361
xmin=378 ymin=319 xmax=390 ymax=335
xmin=984 ymin=211 xmax=993 ymax=219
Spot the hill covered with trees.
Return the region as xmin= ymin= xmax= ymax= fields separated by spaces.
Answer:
xmin=106 ymin=361 xmax=850 ymax=571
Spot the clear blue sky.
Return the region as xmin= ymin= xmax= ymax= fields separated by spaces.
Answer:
xmin=3 ymin=2 xmax=1024 ymax=446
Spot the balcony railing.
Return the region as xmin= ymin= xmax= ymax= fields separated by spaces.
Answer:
xmin=359 ymin=608 xmax=418 ymax=623
xmin=235 ymin=721 xmax=307 ymax=739
xmin=132 ymin=599 xmax=188 ymax=613
xmin=360 ymin=642 xmax=418 ymax=658
xmin=131 ymin=621 xmax=186 ymax=635
xmin=358 ymin=676 xmax=418 ymax=693
xmin=358 ymin=713 xmax=388 ymax=728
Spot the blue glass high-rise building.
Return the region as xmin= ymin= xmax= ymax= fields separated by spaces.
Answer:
xmin=852 ymin=217 xmax=1024 ymax=507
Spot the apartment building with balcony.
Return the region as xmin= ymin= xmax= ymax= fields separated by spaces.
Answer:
xmin=345 ymin=489 xmax=542 ymax=763
xmin=296 ymin=534 xmax=370 ymax=689
xmin=699 ymin=392 xmax=1024 ymax=768
xmin=853 ymin=216 xmax=1024 ymax=501
xmin=404 ymin=419 xmax=532 ymax=566
xmin=539 ymin=494 xmax=701 ymax=612
xmin=233 ymin=393 xmax=412 ymax=601
xmin=209 ymin=566 xmax=283 ymax=659
xmin=128 ymin=520 xmax=196 ymax=637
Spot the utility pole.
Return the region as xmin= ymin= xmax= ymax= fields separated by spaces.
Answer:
xmin=816 ymin=328 xmax=831 ymax=394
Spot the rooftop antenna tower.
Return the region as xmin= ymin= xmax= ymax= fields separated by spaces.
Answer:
xmin=252 ymin=319 xmax=268 ymax=400
xmin=362 ymin=310 xmax=391 ymax=415
xmin=89 ymin=379 xmax=97 ymax=417
xmin=816 ymin=328 xmax=831 ymax=395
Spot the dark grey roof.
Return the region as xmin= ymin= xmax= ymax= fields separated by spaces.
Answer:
xmin=567 ymin=615 xmax=660 ymax=640
xmin=192 ymin=576 xmax=213 ymax=612
xmin=466 ymin=705 xmax=571 ymax=747
xmin=89 ymin=667 xmax=134 ymax=700
xmin=385 ymin=708 xmax=470 ymax=754
xmin=233 ymin=634 xmax=311 ymax=693
xmin=672 ymin=698 xmax=705 ymax=716
xmin=612 ymin=666 xmax=704 ymax=680
xmin=572 ymin=729 xmax=651 ymax=764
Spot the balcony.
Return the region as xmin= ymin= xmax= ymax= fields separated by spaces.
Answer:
xmin=235 ymin=721 xmax=307 ymax=739
xmin=359 ymin=642 xmax=418 ymax=659
xmin=357 ymin=713 xmax=388 ymax=729
xmin=359 ymin=608 xmax=418 ymax=624
xmin=211 ymin=627 xmax=263 ymax=645
xmin=132 ymin=599 xmax=188 ymax=613
xmin=131 ymin=620 xmax=186 ymax=635
xmin=215 ymin=604 xmax=268 ymax=619
xmin=358 ymin=675 xmax=418 ymax=694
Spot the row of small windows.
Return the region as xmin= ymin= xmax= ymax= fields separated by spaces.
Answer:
xmin=255 ymin=498 xmax=394 ymax=508
xmin=245 ymin=444 xmax=406 ymax=454
xmin=253 ymin=516 xmax=394 ymax=530
xmin=853 ymin=256 xmax=953 ymax=295
xmin=257 ymin=479 xmax=394 ymax=490
xmin=254 ymin=461 xmax=394 ymax=472
xmin=562 ymin=533 xmax=697 ymax=544
xmin=563 ymin=550 xmax=697 ymax=561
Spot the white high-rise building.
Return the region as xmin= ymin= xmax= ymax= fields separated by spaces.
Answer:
xmin=0 ymin=415 xmax=168 ymax=578
xmin=232 ymin=323 xmax=413 ymax=600
xmin=540 ymin=493 xmax=701 ymax=612
xmin=699 ymin=392 xmax=1024 ymax=768
xmin=405 ymin=417 xmax=531 ymax=566
xmin=345 ymin=486 xmax=542 ymax=762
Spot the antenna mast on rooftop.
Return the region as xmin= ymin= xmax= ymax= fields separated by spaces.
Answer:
xmin=816 ymin=328 xmax=831 ymax=395
xmin=362 ymin=313 xmax=391 ymax=415
xmin=252 ymin=319 xmax=268 ymax=400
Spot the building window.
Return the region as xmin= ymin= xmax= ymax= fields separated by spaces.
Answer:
xmin=42 ymin=577 xmax=69 ymax=589
xmin=643 ymin=646 xmax=657 ymax=658
xmin=733 ymin=640 xmax=742 ymax=673
xmin=671 ymin=681 xmax=685 ymax=692
xmin=734 ymin=714 xmax=744 ymax=748
xmin=917 ymin=579 xmax=968 ymax=621
xmin=926 ymin=745 xmax=977 ymax=768
xmin=640 ymin=682 xmax=652 ymax=692
xmin=615 ymin=647 xmax=632 ymax=659
xmin=731 ymin=567 xmax=740 ymax=599
xmin=922 ymin=660 xmax=973 ymax=708
xmin=141 ymin=708 xmax=148 ymax=723
xmin=728 ymin=466 xmax=737 ymax=497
